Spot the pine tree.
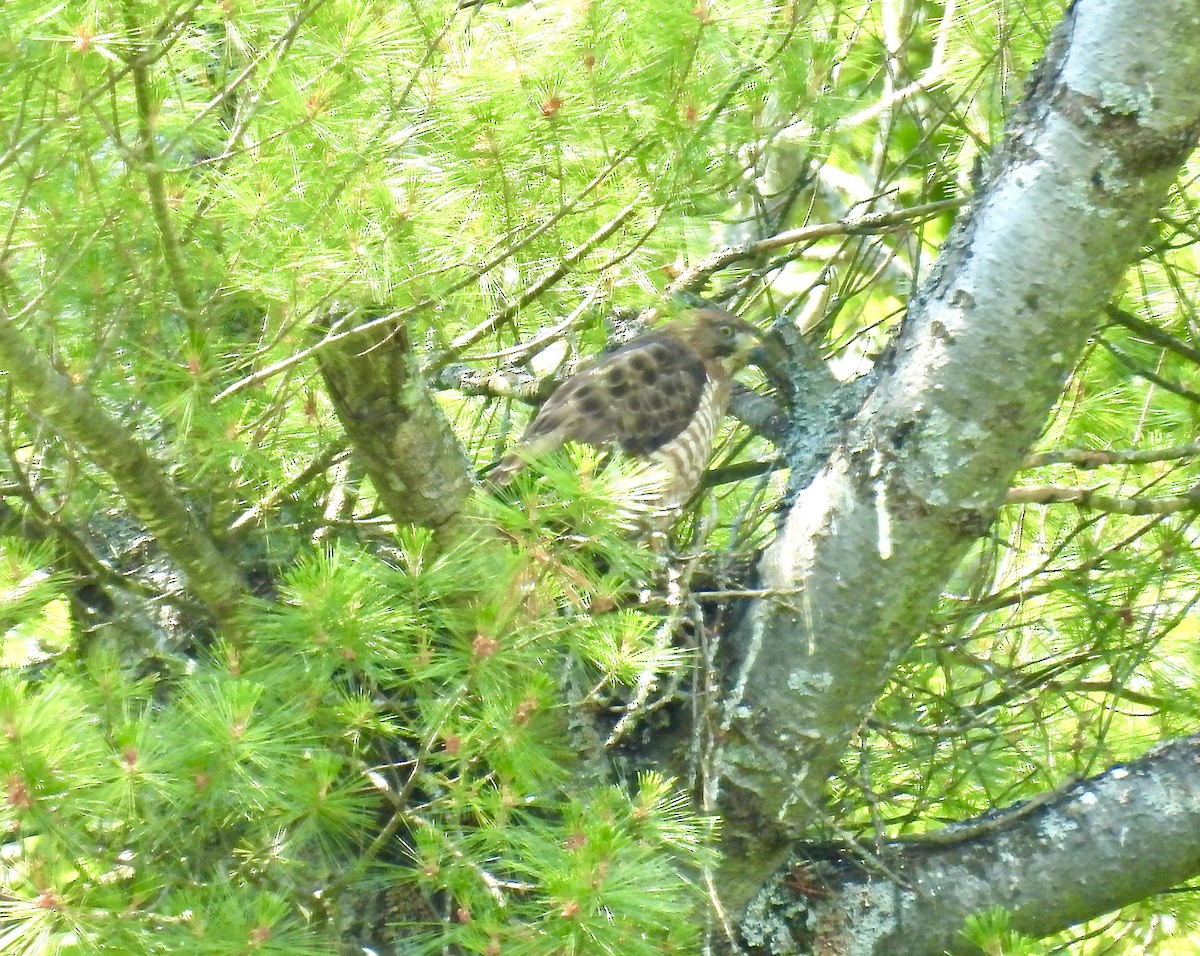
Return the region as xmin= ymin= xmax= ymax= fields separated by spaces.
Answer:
xmin=0 ymin=1 xmax=1198 ymax=954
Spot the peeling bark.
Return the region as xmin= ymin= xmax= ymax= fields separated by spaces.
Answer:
xmin=715 ymin=0 xmax=1200 ymax=913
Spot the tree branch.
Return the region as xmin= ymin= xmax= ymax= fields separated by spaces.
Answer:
xmin=1007 ymin=482 xmax=1200 ymax=514
xmin=434 ymin=192 xmax=650 ymax=367
xmin=1099 ymin=338 xmax=1200 ymax=405
xmin=1024 ymin=439 xmax=1200 ymax=469
xmin=317 ymin=306 xmax=474 ymax=539
xmin=715 ymin=0 xmax=1200 ymax=912
xmin=741 ymin=733 xmax=1200 ymax=956
xmin=667 ymin=198 xmax=963 ymax=295
xmin=122 ymin=4 xmax=200 ymax=328
xmin=1105 ymin=303 xmax=1200 ymax=366
xmin=0 ymin=311 xmax=246 ymax=627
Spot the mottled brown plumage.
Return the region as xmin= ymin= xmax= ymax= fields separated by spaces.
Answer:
xmin=492 ymin=308 xmax=763 ymax=509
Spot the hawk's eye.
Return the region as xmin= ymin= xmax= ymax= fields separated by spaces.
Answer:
xmin=718 ymin=323 xmax=734 ymax=338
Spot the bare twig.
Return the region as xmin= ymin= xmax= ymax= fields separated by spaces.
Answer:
xmin=122 ymin=1 xmax=200 ymax=327
xmin=228 ymin=443 xmax=350 ymax=533
xmin=213 ymin=145 xmax=647 ymax=404
xmin=437 ymin=365 xmax=547 ymax=403
xmin=1024 ymin=440 xmax=1200 ymax=469
xmin=434 ymin=192 xmax=650 ymax=367
xmin=668 ymin=198 xmax=963 ymax=294
xmin=1105 ymin=303 xmax=1200 ymax=366
xmin=1007 ymin=483 xmax=1200 ymax=514
xmin=1099 ymin=339 xmax=1200 ymax=405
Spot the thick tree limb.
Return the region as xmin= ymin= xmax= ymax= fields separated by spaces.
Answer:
xmin=0 ymin=311 xmax=246 ymax=627
xmin=317 ymin=307 xmax=474 ymax=538
xmin=716 ymin=0 xmax=1200 ymax=912
xmin=742 ymin=733 xmax=1200 ymax=956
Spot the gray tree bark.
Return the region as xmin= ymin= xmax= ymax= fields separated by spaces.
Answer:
xmin=716 ymin=0 xmax=1200 ymax=921
xmin=742 ymin=733 xmax=1200 ymax=955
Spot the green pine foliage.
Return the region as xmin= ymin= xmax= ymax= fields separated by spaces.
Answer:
xmin=1 ymin=0 xmax=1199 ymax=952
xmin=0 ymin=461 xmax=712 ymax=953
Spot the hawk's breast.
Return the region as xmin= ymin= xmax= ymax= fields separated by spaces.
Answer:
xmin=648 ymin=374 xmax=731 ymax=509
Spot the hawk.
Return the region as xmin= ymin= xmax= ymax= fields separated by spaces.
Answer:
xmin=491 ymin=308 xmax=769 ymax=510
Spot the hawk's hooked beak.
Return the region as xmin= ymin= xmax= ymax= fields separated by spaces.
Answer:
xmin=748 ymin=336 xmax=793 ymax=399
xmin=731 ymin=329 xmax=762 ymax=361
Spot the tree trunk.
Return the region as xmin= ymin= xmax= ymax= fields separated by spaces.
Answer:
xmin=715 ymin=0 xmax=1200 ymax=920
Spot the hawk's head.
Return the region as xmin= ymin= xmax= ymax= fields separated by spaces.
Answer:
xmin=672 ymin=307 xmax=763 ymax=372
xmin=671 ymin=308 xmax=790 ymax=390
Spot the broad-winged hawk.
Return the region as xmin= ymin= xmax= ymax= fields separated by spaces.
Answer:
xmin=491 ymin=308 xmax=767 ymax=510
